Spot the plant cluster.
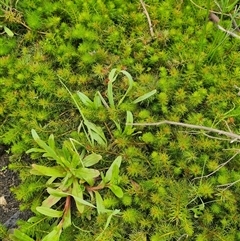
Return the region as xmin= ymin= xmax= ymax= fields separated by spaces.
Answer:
xmin=0 ymin=0 xmax=240 ymax=240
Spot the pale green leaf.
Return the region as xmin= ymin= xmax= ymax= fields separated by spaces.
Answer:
xmin=75 ymin=167 xmax=100 ymax=186
xmin=48 ymin=134 xmax=55 ymax=149
xmin=105 ymin=156 xmax=122 ymax=183
xmin=84 ymin=120 xmax=107 ymax=146
xmin=72 ymin=195 xmax=96 ymax=208
xmin=42 ymin=226 xmax=62 ymax=241
xmin=9 ymin=230 xmax=35 ymax=241
xmin=93 ymin=93 xmax=103 ymax=108
xmin=95 ymin=191 xmax=106 ymax=214
xmin=31 ymin=129 xmax=61 ymax=162
xmin=30 ymin=164 xmax=66 ymax=177
xmin=36 ymin=206 xmax=63 ymax=218
xmin=108 ymin=184 xmax=123 ymax=198
xmin=117 ymin=70 xmax=134 ymax=106
xmin=72 ymin=180 xmax=84 ymax=213
xmin=107 ymin=68 xmax=118 ymax=108
xmin=95 ymin=209 xmax=120 ymax=241
xmin=4 ymin=26 xmax=14 ymax=37
xmin=42 ymin=195 xmax=62 ymax=208
xmin=123 ymin=111 xmax=135 ymax=135
xmin=133 ymin=89 xmax=157 ymax=103
xmin=83 ymin=153 xmax=102 ymax=167
xmin=77 ymin=91 xmax=94 ymax=108
xmin=26 ymin=147 xmax=46 ymax=153
xmin=47 ymin=188 xmax=68 ymax=197
xmin=27 ymin=216 xmax=42 ymax=223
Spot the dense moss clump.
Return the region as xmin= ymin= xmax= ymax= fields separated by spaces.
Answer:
xmin=1 ymin=0 xmax=240 ymax=240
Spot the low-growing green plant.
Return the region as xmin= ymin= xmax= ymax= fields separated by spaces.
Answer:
xmin=8 ymin=68 xmax=156 ymax=241
xmin=9 ymin=129 xmax=122 ymax=241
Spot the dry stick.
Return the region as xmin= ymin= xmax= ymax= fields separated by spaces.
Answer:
xmin=128 ymin=120 xmax=240 ymax=182
xmin=217 ymin=178 xmax=240 ymax=190
xmin=192 ymin=151 xmax=240 ymax=181
xmin=139 ymin=0 xmax=154 ymax=37
xmin=129 ymin=120 xmax=240 ymax=142
xmin=209 ymin=12 xmax=240 ymax=40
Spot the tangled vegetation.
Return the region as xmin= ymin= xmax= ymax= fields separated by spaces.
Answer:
xmin=0 ymin=0 xmax=240 ymax=240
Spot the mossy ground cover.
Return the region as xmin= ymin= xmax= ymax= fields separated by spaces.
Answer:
xmin=1 ymin=0 xmax=240 ymax=240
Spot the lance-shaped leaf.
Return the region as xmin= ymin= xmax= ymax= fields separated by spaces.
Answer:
xmin=30 ymin=129 xmax=61 ymax=162
xmin=77 ymin=91 xmax=94 ymax=108
xmin=48 ymin=134 xmax=55 ymax=149
xmin=42 ymin=195 xmax=61 ymax=208
xmin=83 ymin=153 xmax=102 ymax=167
xmin=107 ymin=68 xmax=119 ymax=108
xmin=93 ymin=93 xmax=103 ymax=108
xmin=84 ymin=120 xmax=107 ymax=147
xmin=105 ymin=156 xmax=122 ymax=183
xmin=30 ymin=164 xmax=66 ymax=177
xmin=4 ymin=26 xmax=14 ymax=37
xmin=95 ymin=209 xmax=121 ymax=240
xmin=47 ymin=187 xmax=69 ymax=197
xmin=108 ymin=184 xmax=123 ymax=198
xmin=72 ymin=180 xmax=84 ymax=213
xmin=36 ymin=206 xmax=63 ymax=218
xmin=71 ymin=194 xmax=96 ymax=208
xmin=95 ymin=191 xmax=106 ymax=214
xmin=117 ymin=69 xmax=134 ymax=107
xmin=123 ymin=111 xmax=135 ymax=135
xmin=133 ymin=89 xmax=157 ymax=103
xmin=75 ymin=167 xmax=100 ymax=186
xmin=42 ymin=225 xmax=62 ymax=241
xmin=9 ymin=230 xmax=35 ymax=241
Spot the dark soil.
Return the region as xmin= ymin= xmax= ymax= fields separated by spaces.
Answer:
xmin=0 ymin=146 xmax=30 ymax=229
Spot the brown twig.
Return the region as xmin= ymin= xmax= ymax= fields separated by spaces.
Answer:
xmin=209 ymin=12 xmax=240 ymax=40
xmin=127 ymin=120 xmax=240 ymax=142
xmin=139 ymin=0 xmax=154 ymax=37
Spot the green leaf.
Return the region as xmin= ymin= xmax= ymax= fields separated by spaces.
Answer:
xmin=123 ymin=111 xmax=135 ymax=135
xmin=83 ymin=153 xmax=102 ymax=167
xmin=71 ymin=152 xmax=81 ymax=169
xmin=47 ymin=187 xmax=69 ymax=197
xmin=95 ymin=209 xmax=120 ymax=241
xmin=117 ymin=70 xmax=134 ymax=107
xmin=42 ymin=195 xmax=62 ymax=208
xmin=36 ymin=206 xmax=63 ymax=218
xmin=30 ymin=164 xmax=66 ymax=177
xmin=9 ymin=230 xmax=35 ymax=241
xmin=75 ymin=167 xmax=100 ymax=186
xmin=104 ymin=209 xmax=120 ymax=231
xmin=42 ymin=226 xmax=62 ymax=241
xmin=72 ymin=195 xmax=96 ymax=208
xmin=105 ymin=156 xmax=122 ymax=183
xmin=72 ymin=180 xmax=84 ymax=213
xmin=77 ymin=91 xmax=94 ymax=108
xmin=95 ymin=191 xmax=106 ymax=214
xmin=133 ymin=89 xmax=157 ymax=103
xmin=48 ymin=134 xmax=55 ymax=150
xmin=30 ymin=129 xmax=61 ymax=162
xmin=26 ymin=147 xmax=46 ymax=153
xmin=108 ymin=184 xmax=123 ymax=198
xmin=107 ymin=69 xmax=118 ymax=108
xmin=4 ymin=26 xmax=14 ymax=37
xmin=27 ymin=216 xmax=42 ymax=223
xmin=93 ymin=93 xmax=103 ymax=108
xmin=84 ymin=120 xmax=107 ymax=147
